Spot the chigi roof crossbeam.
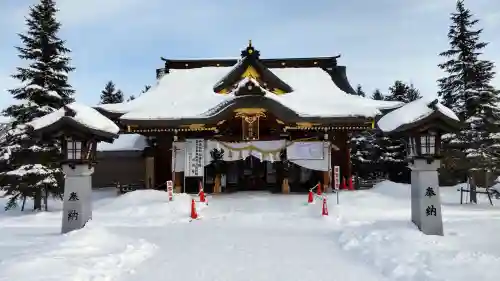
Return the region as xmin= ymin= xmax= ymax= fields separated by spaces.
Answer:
xmin=212 ymin=41 xmax=293 ymax=95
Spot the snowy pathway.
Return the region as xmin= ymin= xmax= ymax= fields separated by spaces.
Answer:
xmin=119 ymin=192 xmax=388 ymax=281
xmin=2 ymin=183 xmax=500 ymax=281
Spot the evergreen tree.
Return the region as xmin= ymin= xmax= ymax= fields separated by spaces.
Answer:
xmin=437 ymin=0 xmax=500 ymax=177
xmin=379 ymin=81 xmax=421 ymax=182
xmin=351 ymin=131 xmax=383 ymax=180
xmin=355 ymin=84 xmax=366 ymax=97
xmin=386 ymin=80 xmax=421 ymax=103
xmin=371 ymin=89 xmax=383 ymax=100
xmin=406 ymin=83 xmax=421 ymax=102
xmin=141 ymin=85 xmax=151 ymax=94
xmin=127 ymin=94 xmax=136 ymax=102
xmin=351 ymin=89 xmax=392 ymax=180
xmin=0 ymin=0 xmax=73 ymax=210
xmin=99 ymin=81 xmax=124 ymax=104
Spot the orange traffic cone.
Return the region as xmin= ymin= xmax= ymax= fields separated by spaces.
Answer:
xmin=190 ymin=199 xmax=198 ymax=219
xmin=340 ymin=178 xmax=346 ymax=190
xmin=199 ymin=181 xmax=206 ymax=203
xmin=322 ymin=197 xmax=328 ymax=216
xmin=308 ymin=191 xmax=314 ymax=203
xmin=316 ymin=182 xmax=322 ymax=195
xmin=199 ymin=190 xmax=206 ymax=202
xmin=348 ymin=176 xmax=354 ymax=190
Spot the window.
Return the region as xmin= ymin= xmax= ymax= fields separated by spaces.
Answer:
xmin=67 ymin=140 xmax=82 ymax=160
xmin=420 ymin=135 xmax=435 ymax=155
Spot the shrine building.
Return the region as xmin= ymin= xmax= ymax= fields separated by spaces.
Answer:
xmin=95 ymin=42 xmax=402 ymax=193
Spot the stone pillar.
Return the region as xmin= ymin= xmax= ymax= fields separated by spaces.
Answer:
xmin=145 ymin=156 xmax=155 ymax=189
xmin=410 ymin=159 xmax=444 ymax=236
xmin=61 ymin=164 xmax=93 ymax=234
xmin=174 ymin=172 xmax=182 ymax=193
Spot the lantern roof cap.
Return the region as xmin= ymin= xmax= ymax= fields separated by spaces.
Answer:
xmin=377 ymin=98 xmax=460 ymax=134
xmin=29 ymin=102 xmax=119 ymax=142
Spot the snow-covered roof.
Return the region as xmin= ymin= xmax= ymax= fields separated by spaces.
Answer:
xmin=97 ymin=134 xmax=147 ymax=151
xmin=377 ymin=98 xmax=460 ymax=133
xmin=29 ymin=102 xmax=120 ymax=138
xmin=97 ymin=67 xmax=402 ymax=121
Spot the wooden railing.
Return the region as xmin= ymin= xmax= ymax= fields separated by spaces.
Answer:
xmin=356 ymin=177 xmax=386 ymax=189
xmin=115 ymin=181 xmax=145 ymax=194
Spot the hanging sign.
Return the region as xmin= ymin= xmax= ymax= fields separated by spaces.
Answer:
xmin=334 ymin=166 xmax=340 ymax=190
xmin=184 ymin=139 xmax=205 ymax=177
xmin=287 ymin=142 xmax=324 ymax=160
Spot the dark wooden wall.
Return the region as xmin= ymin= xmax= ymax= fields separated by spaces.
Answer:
xmin=330 ymin=131 xmax=351 ymax=185
xmin=154 ymin=135 xmax=173 ymax=188
xmin=93 ymin=151 xmax=145 ymax=187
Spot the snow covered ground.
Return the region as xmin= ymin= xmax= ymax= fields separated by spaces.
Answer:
xmin=1 ymin=182 xmax=500 ymax=281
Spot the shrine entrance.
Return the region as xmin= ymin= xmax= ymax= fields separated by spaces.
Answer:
xmin=240 ymin=155 xmax=268 ymax=191
xmin=223 ymin=155 xmax=279 ymax=193
xmin=173 ymin=139 xmax=337 ymax=194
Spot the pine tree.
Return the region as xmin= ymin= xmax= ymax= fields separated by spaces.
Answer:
xmin=141 ymin=85 xmax=151 ymax=94
xmin=437 ymin=0 xmax=500 ymax=177
xmin=0 ymin=0 xmax=73 ymax=210
xmin=384 ymin=81 xmax=422 ymax=103
xmin=351 ymin=89 xmax=390 ymax=180
xmin=99 ymin=81 xmax=123 ymax=104
xmin=355 ymin=84 xmax=366 ymax=97
xmin=406 ymin=83 xmax=421 ymax=102
xmin=372 ymin=89 xmax=383 ymax=100
xmin=127 ymin=94 xmax=136 ymax=102
xmin=379 ymin=81 xmax=421 ymax=182
xmin=351 ymin=131 xmax=383 ymax=180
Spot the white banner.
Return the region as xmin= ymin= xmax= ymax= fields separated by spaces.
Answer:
xmin=287 ymin=142 xmax=324 ymax=160
xmin=184 ymin=139 xmax=205 ymax=177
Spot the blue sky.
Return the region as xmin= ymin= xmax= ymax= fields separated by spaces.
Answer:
xmin=0 ymin=0 xmax=499 ymax=109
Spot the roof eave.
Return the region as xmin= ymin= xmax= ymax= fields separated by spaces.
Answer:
xmin=33 ymin=117 xmax=118 ymax=143
xmin=381 ymin=111 xmax=462 ymax=135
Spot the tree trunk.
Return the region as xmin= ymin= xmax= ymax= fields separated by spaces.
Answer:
xmin=214 ymin=174 xmax=221 ymax=193
xmin=484 ymin=169 xmax=490 ymax=188
xmin=33 ymin=188 xmax=42 ymax=211
xmin=44 ymin=188 xmax=49 ymax=211
xmin=21 ymin=196 xmax=26 ymax=211
xmin=469 ymin=174 xmax=477 ymax=204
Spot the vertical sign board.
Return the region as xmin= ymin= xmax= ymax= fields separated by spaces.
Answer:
xmin=184 ymin=139 xmax=205 ymax=193
xmin=334 ymin=166 xmax=340 ymax=190
xmin=184 ymin=139 xmax=205 ymax=177
xmin=166 ymin=180 xmax=173 ymax=201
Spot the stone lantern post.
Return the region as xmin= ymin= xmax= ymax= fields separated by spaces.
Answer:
xmin=377 ymin=99 xmax=461 ymax=236
xmin=30 ymin=104 xmax=118 ymax=233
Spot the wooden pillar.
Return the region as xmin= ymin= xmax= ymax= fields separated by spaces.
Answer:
xmin=281 ymin=178 xmax=290 ymax=193
xmin=323 ymin=171 xmax=330 ymax=190
xmin=154 ymin=134 xmax=173 ymax=188
xmin=213 ymin=175 xmax=222 ymax=194
xmin=342 ymin=131 xmax=352 ymax=185
xmin=331 ymin=131 xmax=350 ymax=186
xmin=143 ymin=147 xmax=155 ymax=189
xmin=145 ymin=157 xmax=155 ymax=189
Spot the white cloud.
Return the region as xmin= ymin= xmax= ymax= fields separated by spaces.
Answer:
xmin=55 ymin=0 xmax=145 ymax=27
